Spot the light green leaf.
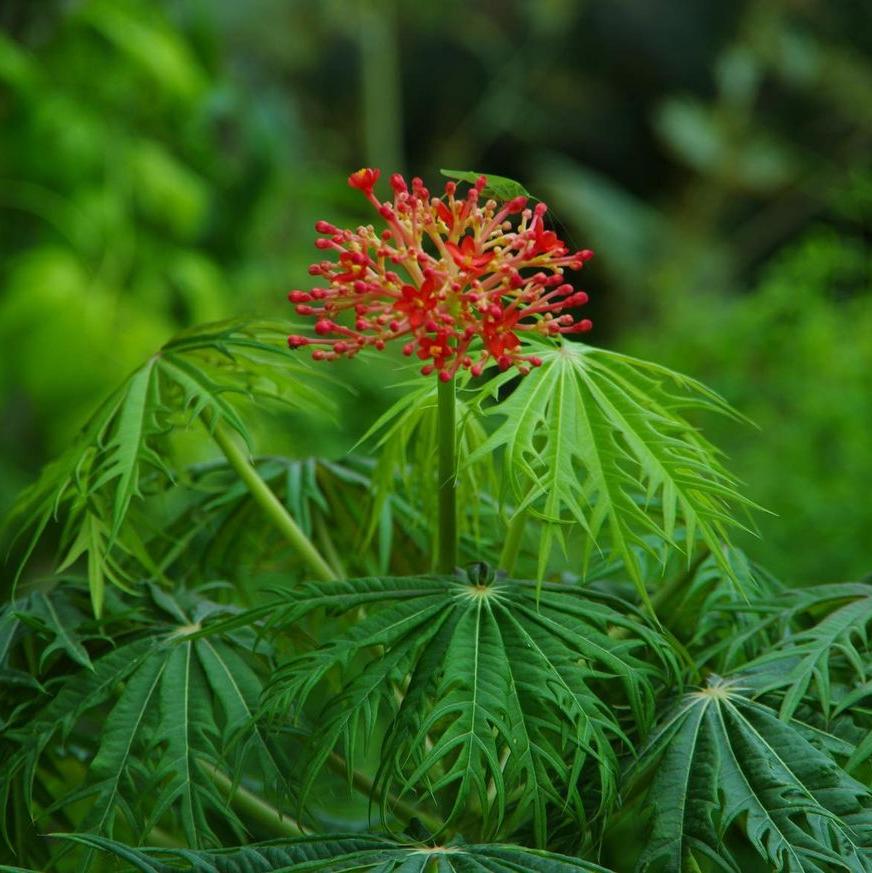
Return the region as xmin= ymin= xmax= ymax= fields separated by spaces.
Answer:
xmin=470 ymin=340 xmax=758 ymax=601
xmin=440 ymin=169 xmax=533 ymax=201
xmin=3 ymin=319 xmax=330 ymax=615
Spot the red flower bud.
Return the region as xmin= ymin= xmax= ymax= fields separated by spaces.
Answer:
xmin=348 ymin=167 xmax=381 ymax=194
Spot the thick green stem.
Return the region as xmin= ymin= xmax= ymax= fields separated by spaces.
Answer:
xmin=499 ymin=511 xmax=526 ymax=576
xmin=201 ymin=761 xmax=302 ymax=837
xmin=437 ymin=378 xmax=458 ymax=573
xmin=207 ymin=418 xmax=337 ymax=583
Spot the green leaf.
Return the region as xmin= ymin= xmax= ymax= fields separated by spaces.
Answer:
xmin=440 ymin=168 xmax=533 ymax=201
xmin=0 ymin=586 xmax=285 ymax=847
xmin=58 ymin=831 xmax=615 ymax=872
xmin=470 ymin=340 xmax=759 ymax=601
xmin=735 ymin=582 xmax=872 ymax=721
xmin=24 ymin=591 xmax=93 ymax=671
xmin=257 ymin=570 xmax=678 ymax=843
xmin=3 ymin=318 xmax=330 ymax=615
xmin=629 ymin=676 xmax=872 ymax=872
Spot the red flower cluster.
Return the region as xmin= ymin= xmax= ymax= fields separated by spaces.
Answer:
xmin=287 ymin=169 xmax=594 ymax=380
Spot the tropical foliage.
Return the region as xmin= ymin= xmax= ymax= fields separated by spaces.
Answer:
xmin=1 ymin=118 xmax=871 ymax=873
xmin=1 ymin=265 xmax=871 ymax=872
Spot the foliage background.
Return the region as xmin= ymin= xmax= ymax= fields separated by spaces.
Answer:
xmin=0 ymin=0 xmax=870 ymax=583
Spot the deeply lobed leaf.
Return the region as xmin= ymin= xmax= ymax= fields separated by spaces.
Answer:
xmin=629 ymin=676 xmax=872 ymax=872
xmin=3 ymin=319 xmax=330 ymax=615
xmin=0 ymin=584 xmax=288 ymax=848
xmin=470 ymin=340 xmax=758 ymax=600
xmin=55 ymin=831 xmax=615 ymax=872
xmin=255 ymin=570 xmax=679 ymax=844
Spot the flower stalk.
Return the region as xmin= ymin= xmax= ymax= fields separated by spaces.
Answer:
xmin=437 ymin=377 xmax=458 ymax=573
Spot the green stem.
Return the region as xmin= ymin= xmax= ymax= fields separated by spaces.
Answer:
xmin=207 ymin=418 xmax=337 ymax=583
xmin=437 ymin=378 xmax=458 ymax=573
xmin=499 ymin=511 xmax=526 ymax=576
xmin=201 ymin=760 xmax=302 ymax=837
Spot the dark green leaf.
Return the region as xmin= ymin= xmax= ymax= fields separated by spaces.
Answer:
xmin=258 ymin=572 xmax=677 ymax=843
xmin=629 ymin=676 xmax=872 ymax=872
xmin=58 ymin=831 xmax=615 ymax=871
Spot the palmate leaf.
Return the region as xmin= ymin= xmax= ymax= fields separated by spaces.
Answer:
xmin=723 ymin=582 xmax=872 ymax=721
xmin=629 ymin=676 xmax=872 ymax=873
xmin=3 ymin=318 xmax=329 ymax=615
xmin=255 ymin=568 xmax=678 ymax=844
xmin=57 ymin=831 xmax=615 ymax=872
xmin=0 ymin=585 xmax=288 ymax=848
xmin=470 ymin=340 xmax=758 ymax=598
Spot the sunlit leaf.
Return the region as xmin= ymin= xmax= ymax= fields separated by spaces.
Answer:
xmin=470 ymin=340 xmax=759 ymax=601
xmin=3 ymin=319 xmax=330 ymax=615
xmin=440 ymin=168 xmax=533 ymax=201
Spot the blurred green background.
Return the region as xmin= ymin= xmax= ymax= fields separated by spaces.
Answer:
xmin=0 ymin=0 xmax=869 ymax=585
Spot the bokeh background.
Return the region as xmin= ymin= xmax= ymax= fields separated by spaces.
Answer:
xmin=1 ymin=0 xmax=870 ymax=585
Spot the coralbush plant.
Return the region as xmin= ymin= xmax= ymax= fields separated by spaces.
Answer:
xmin=2 ymin=169 xmax=871 ymax=873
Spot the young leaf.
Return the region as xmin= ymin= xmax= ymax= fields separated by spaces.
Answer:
xmin=440 ymin=168 xmax=533 ymax=201
xmin=470 ymin=340 xmax=758 ymax=600
xmin=629 ymin=676 xmax=872 ymax=872
xmin=58 ymin=831 xmax=615 ymax=872
xmin=257 ymin=569 xmax=678 ymax=843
